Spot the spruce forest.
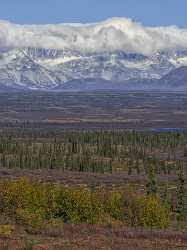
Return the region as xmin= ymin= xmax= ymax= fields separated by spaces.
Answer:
xmin=0 ymin=122 xmax=187 ymax=249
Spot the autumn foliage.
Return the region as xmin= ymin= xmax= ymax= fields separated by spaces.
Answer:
xmin=0 ymin=178 xmax=169 ymax=230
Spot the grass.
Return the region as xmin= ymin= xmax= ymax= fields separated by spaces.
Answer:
xmin=0 ymin=224 xmax=187 ymax=249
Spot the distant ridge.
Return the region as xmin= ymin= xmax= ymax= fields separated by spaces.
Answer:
xmin=0 ymin=47 xmax=187 ymax=91
xmin=160 ymin=66 xmax=187 ymax=88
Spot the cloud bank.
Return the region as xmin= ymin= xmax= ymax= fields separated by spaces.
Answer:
xmin=1 ymin=17 xmax=187 ymax=55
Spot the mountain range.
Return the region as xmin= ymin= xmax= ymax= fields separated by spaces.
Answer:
xmin=1 ymin=18 xmax=187 ymax=91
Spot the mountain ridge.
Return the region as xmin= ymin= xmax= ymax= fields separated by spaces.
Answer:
xmin=0 ymin=47 xmax=187 ymax=91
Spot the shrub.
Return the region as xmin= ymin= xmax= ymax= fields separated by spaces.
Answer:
xmin=90 ymin=190 xmax=106 ymax=224
xmin=0 ymin=178 xmax=46 ymax=216
xmin=141 ymin=195 xmax=169 ymax=229
xmin=23 ymin=239 xmax=39 ymax=250
xmin=104 ymin=190 xmax=121 ymax=220
xmin=42 ymin=184 xmax=61 ymax=220
xmin=0 ymin=178 xmax=170 ymax=229
xmin=120 ymin=187 xmax=169 ymax=229
xmin=57 ymin=187 xmax=105 ymax=224
xmin=0 ymin=225 xmax=14 ymax=238
xmin=120 ymin=188 xmax=145 ymax=227
xmin=16 ymin=208 xmax=45 ymax=230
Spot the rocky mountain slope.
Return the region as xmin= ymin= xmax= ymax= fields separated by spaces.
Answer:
xmin=0 ymin=47 xmax=187 ymax=90
xmin=159 ymin=66 xmax=187 ymax=88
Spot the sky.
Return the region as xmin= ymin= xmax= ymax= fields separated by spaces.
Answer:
xmin=0 ymin=0 xmax=185 ymax=27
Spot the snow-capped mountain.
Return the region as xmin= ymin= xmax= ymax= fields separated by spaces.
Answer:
xmin=0 ymin=48 xmax=62 ymax=89
xmin=1 ymin=17 xmax=187 ymax=90
xmin=1 ymin=47 xmax=187 ymax=90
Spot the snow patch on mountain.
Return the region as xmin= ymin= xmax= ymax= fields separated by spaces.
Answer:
xmin=0 ymin=46 xmax=187 ymax=90
xmin=37 ymin=56 xmax=82 ymax=67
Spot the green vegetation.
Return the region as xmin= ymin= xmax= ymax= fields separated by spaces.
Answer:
xmin=0 ymin=130 xmax=186 ymax=174
xmin=0 ymin=91 xmax=187 ymax=248
xmin=0 ymin=178 xmax=168 ymax=230
xmin=0 ymin=128 xmax=186 ymax=248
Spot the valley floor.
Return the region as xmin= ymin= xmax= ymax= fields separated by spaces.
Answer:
xmin=0 ymin=91 xmax=187 ymax=249
xmin=0 ymin=90 xmax=187 ymax=130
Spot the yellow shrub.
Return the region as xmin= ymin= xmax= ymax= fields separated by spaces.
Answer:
xmin=0 ymin=178 xmax=45 ymax=214
xmin=16 ymin=208 xmax=45 ymax=230
xmin=120 ymin=186 xmax=169 ymax=229
xmin=58 ymin=187 xmax=92 ymax=223
xmin=105 ymin=191 xmax=121 ymax=220
xmin=141 ymin=195 xmax=169 ymax=229
xmin=0 ymin=225 xmax=14 ymax=238
xmin=0 ymin=178 xmax=170 ymax=229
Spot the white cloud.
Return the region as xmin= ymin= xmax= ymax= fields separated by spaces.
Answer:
xmin=0 ymin=17 xmax=187 ymax=55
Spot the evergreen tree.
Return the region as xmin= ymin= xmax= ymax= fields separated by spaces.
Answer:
xmin=146 ymin=163 xmax=157 ymax=195
xmin=176 ymin=170 xmax=186 ymax=221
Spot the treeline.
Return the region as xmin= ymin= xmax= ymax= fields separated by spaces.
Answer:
xmin=0 ymin=129 xmax=186 ymax=173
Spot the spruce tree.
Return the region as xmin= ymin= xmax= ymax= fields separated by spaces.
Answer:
xmin=176 ymin=169 xmax=186 ymax=221
xmin=146 ymin=163 xmax=157 ymax=195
